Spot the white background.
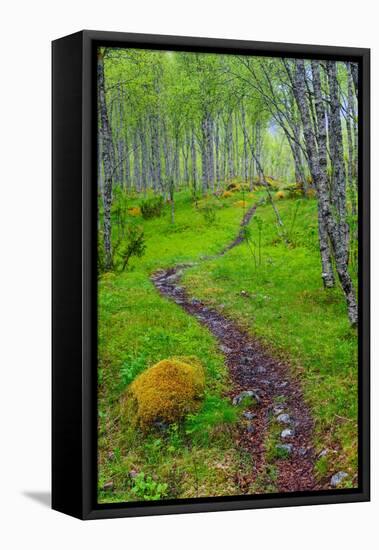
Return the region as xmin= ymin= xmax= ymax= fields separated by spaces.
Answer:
xmin=0 ymin=0 xmax=376 ymax=548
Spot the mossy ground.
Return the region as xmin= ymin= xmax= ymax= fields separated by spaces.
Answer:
xmin=123 ymin=357 xmax=206 ymax=430
xmin=98 ymin=185 xmax=358 ymax=502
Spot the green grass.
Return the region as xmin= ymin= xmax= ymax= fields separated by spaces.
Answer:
xmin=98 ymin=186 xmax=358 ymax=502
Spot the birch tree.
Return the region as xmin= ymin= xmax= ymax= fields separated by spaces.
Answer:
xmin=293 ymin=59 xmax=357 ymax=324
xmin=98 ymin=48 xmax=115 ymax=270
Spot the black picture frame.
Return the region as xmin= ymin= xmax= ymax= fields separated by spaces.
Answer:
xmin=52 ymin=30 xmax=370 ymax=520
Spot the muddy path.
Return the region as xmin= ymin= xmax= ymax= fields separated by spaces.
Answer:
xmin=151 ymin=204 xmax=319 ymax=493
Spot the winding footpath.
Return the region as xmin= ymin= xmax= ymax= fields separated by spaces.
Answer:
xmin=151 ymin=204 xmax=320 ymax=493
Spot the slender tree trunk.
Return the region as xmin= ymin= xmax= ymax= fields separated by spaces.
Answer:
xmin=98 ymin=132 xmax=104 ymax=196
xmin=290 ymin=60 xmax=335 ymax=288
xmin=227 ymin=113 xmax=234 ymax=180
xmin=347 ymin=62 xmax=358 ymax=212
xmin=116 ymin=88 xmax=125 ymax=187
xmin=288 ymin=139 xmax=303 ymax=187
xmin=240 ymin=116 xmax=286 ymax=231
xmin=183 ymin=129 xmax=190 ymax=185
xmin=345 ymin=82 xmax=355 ymax=213
xmin=162 ymin=120 xmax=171 ymax=187
xmin=327 ymin=61 xmax=349 ymax=261
xmin=215 ymin=117 xmax=220 ymax=189
xmin=255 ymin=121 xmax=262 ymax=180
xmin=190 ymin=129 xmax=197 ymax=194
xmin=169 ymin=178 xmax=175 ymax=224
xmin=207 ymin=113 xmax=215 ymax=191
xmin=174 ymin=134 xmax=181 ymax=186
xmin=349 ymin=62 xmax=358 ymax=98
xmin=97 ymin=49 xmax=115 ymax=271
xmin=183 ymin=145 xmax=189 ymax=184
xmin=124 ymin=130 xmax=130 ymax=190
xmin=222 ymin=118 xmax=228 ymax=181
xmin=150 ymin=113 xmax=162 ymax=192
xmin=117 ymin=139 xmax=124 ymax=187
xmin=139 ymin=123 xmax=148 ymax=196
xmin=133 ymin=130 xmax=141 ymax=192
xmin=293 ymin=122 xmax=307 ymax=189
xmin=201 ymin=114 xmax=209 ymax=193
xmin=234 ymin=110 xmax=239 ymax=178
xmin=301 ymin=59 xmax=357 ymax=324
xmin=241 ymin=104 xmax=249 ymax=182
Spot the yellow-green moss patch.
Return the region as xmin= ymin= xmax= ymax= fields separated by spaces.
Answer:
xmin=122 ymin=356 xmax=205 ymax=430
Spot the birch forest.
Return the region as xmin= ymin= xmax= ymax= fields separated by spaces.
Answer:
xmin=97 ymin=47 xmax=359 ymax=503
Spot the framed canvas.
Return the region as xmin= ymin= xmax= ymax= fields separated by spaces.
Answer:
xmin=52 ymin=30 xmax=370 ymax=520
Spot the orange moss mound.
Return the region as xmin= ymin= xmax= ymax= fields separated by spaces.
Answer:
xmin=234 ymin=200 xmax=248 ymax=207
xmin=226 ymin=182 xmax=240 ymax=191
xmin=122 ymin=357 xmax=205 ymax=430
xmin=306 ymin=188 xmax=316 ymax=198
xmin=265 ymin=177 xmax=280 ymax=190
xmin=128 ymin=206 xmax=141 ymax=216
xmin=275 ymin=191 xmax=286 ymax=200
xmin=222 ymin=191 xmax=233 ymax=198
xmin=227 ymin=182 xmax=250 ymax=191
xmin=240 ymin=183 xmax=250 ymax=190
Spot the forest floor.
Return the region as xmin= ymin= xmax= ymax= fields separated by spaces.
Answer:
xmin=98 ymin=186 xmax=358 ymax=503
xmin=151 ymin=206 xmax=318 ymax=493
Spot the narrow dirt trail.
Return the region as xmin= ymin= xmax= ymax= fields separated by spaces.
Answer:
xmin=151 ymin=204 xmax=319 ymax=493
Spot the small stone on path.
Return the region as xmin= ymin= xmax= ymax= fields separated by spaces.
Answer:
xmin=318 ymin=449 xmax=328 ymax=458
xmin=232 ymin=390 xmax=260 ymax=406
xmin=242 ymin=411 xmax=256 ymax=420
xmin=276 ymin=413 xmax=291 ymax=425
xmin=330 ymin=471 xmax=348 ymax=487
xmin=281 ymin=428 xmax=294 ymax=439
xmin=256 ymin=366 xmax=267 ymax=374
xmin=276 ymin=443 xmax=293 ymax=454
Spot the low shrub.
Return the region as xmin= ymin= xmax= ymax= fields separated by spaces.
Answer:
xmin=128 ymin=206 xmax=141 ymax=217
xmin=118 ymin=225 xmax=146 ymax=271
xmin=265 ymin=176 xmax=280 ymax=190
xmin=240 ymin=183 xmax=251 ymax=190
xmin=97 ymin=232 xmax=106 ymax=274
xmin=283 ymin=183 xmax=304 ymax=198
xmin=306 ymin=188 xmax=317 ymax=198
xmin=140 ymin=196 xmax=164 ymax=219
xmin=201 ymin=205 xmax=217 ymax=225
xmin=131 ymin=472 xmax=168 ymax=501
xmin=226 ymin=182 xmax=240 ymax=191
xmin=275 ymin=191 xmax=286 ymax=200
xmin=122 ymin=356 xmax=205 ymax=431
